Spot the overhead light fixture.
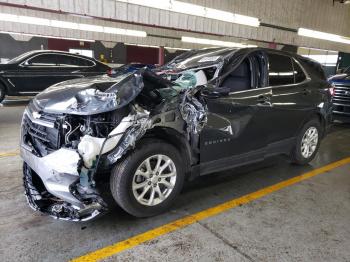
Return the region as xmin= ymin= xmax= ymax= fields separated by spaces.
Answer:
xmin=125 ymin=43 xmax=159 ymax=48
xmin=51 ymin=20 xmax=79 ymax=30
xmin=165 ymin=47 xmax=191 ymax=51
xmin=0 ymin=31 xmax=95 ymax=42
xmin=298 ymin=28 xmax=350 ymax=45
xmin=117 ymin=0 xmax=260 ymax=27
xmin=0 ymin=13 xmax=147 ymax=37
xmin=299 ymin=46 xmax=338 ymax=52
xmin=181 ymin=36 xmax=257 ymax=48
xmin=104 ymin=27 xmax=146 ymax=37
xmin=78 ymin=24 xmax=104 ymax=33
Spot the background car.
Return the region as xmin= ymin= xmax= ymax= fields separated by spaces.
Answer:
xmin=328 ymin=69 xmax=350 ymax=122
xmin=0 ymin=50 xmax=111 ymax=103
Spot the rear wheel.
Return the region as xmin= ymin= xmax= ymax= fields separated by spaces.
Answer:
xmin=0 ymin=84 xmax=5 ymax=103
xmin=290 ymin=118 xmax=321 ymax=165
xmin=110 ymin=139 xmax=185 ymax=217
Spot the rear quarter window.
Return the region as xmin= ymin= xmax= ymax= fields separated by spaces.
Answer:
xmin=56 ymin=54 xmax=95 ymax=67
xmin=298 ymin=57 xmax=326 ymax=81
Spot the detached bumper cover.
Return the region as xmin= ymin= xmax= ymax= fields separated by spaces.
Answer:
xmin=21 ymin=145 xmax=105 ymax=221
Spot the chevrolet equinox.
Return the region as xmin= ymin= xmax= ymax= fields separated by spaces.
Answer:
xmin=20 ymin=47 xmax=333 ymax=221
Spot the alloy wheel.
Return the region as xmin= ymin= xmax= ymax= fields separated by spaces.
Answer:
xmin=132 ymin=154 xmax=177 ymax=206
xmin=301 ymin=127 xmax=318 ymax=158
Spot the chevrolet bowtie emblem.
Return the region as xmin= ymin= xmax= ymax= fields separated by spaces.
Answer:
xmin=32 ymin=111 xmax=41 ymax=119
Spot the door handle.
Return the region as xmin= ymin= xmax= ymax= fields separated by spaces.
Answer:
xmin=302 ymin=88 xmax=311 ymax=95
xmin=257 ymin=95 xmax=270 ymax=103
xmin=257 ymin=95 xmax=272 ymax=106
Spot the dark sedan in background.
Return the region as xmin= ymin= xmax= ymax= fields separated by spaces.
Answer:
xmin=0 ymin=50 xmax=110 ymax=103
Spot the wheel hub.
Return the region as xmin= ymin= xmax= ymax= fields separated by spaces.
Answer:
xmin=132 ymin=154 xmax=177 ymax=206
xmin=301 ymin=127 xmax=318 ymax=159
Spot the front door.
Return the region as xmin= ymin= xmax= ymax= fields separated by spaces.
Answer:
xmin=199 ymin=54 xmax=272 ymax=167
xmin=200 ymin=88 xmax=273 ymax=164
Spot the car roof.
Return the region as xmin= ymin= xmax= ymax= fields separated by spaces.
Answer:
xmin=164 ymin=46 xmax=321 ymax=70
xmin=23 ymin=50 xmax=93 ymax=57
xmin=7 ymin=50 xmax=96 ymax=64
xmin=164 ymin=47 xmax=238 ymax=69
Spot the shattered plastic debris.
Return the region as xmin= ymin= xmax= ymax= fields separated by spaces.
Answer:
xmin=43 ymin=148 xmax=80 ymax=175
xmin=180 ymin=89 xmax=207 ymax=134
xmin=107 ymin=110 xmax=152 ymax=163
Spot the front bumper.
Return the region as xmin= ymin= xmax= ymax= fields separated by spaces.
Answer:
xmin=21 ymin=142 xmax=106 ymax=221
xmin=21 ymin=146 xmax=107 ymax=221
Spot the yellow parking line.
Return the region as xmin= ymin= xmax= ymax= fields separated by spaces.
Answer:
xmin=71 ymin=157 xmax=350 ymax=262
xmin=0 ymin=151 xmax=19 ymax=158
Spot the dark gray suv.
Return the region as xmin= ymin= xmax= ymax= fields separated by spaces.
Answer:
xmin=20 ymin=47 xmax=333 ymax=221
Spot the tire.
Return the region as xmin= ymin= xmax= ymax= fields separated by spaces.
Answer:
xmin=0 ymin=84 xmax=5 ymax=103
xmin=110 ymin=139 xmax=185 ymax=217
xmin=290 ymin=118 xmax=322 ymax=165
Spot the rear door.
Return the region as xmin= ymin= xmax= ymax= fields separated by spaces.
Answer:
xmin=267 ymin=52 xmax=312 ymax=143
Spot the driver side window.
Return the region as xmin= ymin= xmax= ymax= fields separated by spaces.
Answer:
xmin=220 ymin=58 xmax=252 ymax=93
xmin=26 ymin=54 xmax=58 ymax=66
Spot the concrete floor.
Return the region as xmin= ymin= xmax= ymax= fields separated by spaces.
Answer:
xmin=0 ymin=102 xmax=349 ymax=262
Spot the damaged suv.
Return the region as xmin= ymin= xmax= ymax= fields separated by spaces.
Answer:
xmin=20 ymin=47 xmax=333 ymax=221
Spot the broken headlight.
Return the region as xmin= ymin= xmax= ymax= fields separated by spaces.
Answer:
xmin=67 ymin=88 xmax=119 ymax=115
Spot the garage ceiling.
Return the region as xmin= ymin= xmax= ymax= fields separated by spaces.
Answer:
xmin=0 ymin=0 xmax=350 ymax=51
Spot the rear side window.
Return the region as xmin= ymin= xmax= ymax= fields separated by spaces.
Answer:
xmin=56 ymin=55 xmax=94 ymax=67
xmin=293 ymin=60 xmax=307 ymax=83
xmin=268 ymin=53 xmax=294 ymax=86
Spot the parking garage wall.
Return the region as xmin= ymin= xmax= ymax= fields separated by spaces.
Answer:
xmin=0 ymin=34 xmax=47 ymax=61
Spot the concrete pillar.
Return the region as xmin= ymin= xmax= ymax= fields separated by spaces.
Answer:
xmin=158 ymin=46 xmax=165 ymax=66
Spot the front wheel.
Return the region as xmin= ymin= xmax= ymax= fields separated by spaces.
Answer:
xmin=110 ymin=139 xmax=185 ymax=217
xmin=290 ymin=118 xmax=322 ymax=165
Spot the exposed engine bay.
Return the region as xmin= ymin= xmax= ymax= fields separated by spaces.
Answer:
xmin=21 ymin=66 xmax=211 ymax=221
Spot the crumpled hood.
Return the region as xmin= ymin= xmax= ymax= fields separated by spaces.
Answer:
xmin=33 ymin=72 xmax=144 ymax=115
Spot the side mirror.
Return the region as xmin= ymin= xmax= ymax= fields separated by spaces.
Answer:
xmin=23 ymin=60 xmax=32 ymax=66
xmin=201 ymin=86 xmax=230 ymax=98
xmin=336 ymin=69 xmax=344 ymax=74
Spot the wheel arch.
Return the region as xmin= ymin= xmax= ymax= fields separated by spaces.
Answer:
xmin=143 ymin=126 xmax=195 ymax=178
xmin=298 ymin=110 xmax=327 ymax=138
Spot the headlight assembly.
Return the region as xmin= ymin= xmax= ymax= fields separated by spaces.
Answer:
xmin=67 ymin=88 xmax=119 ymax=115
